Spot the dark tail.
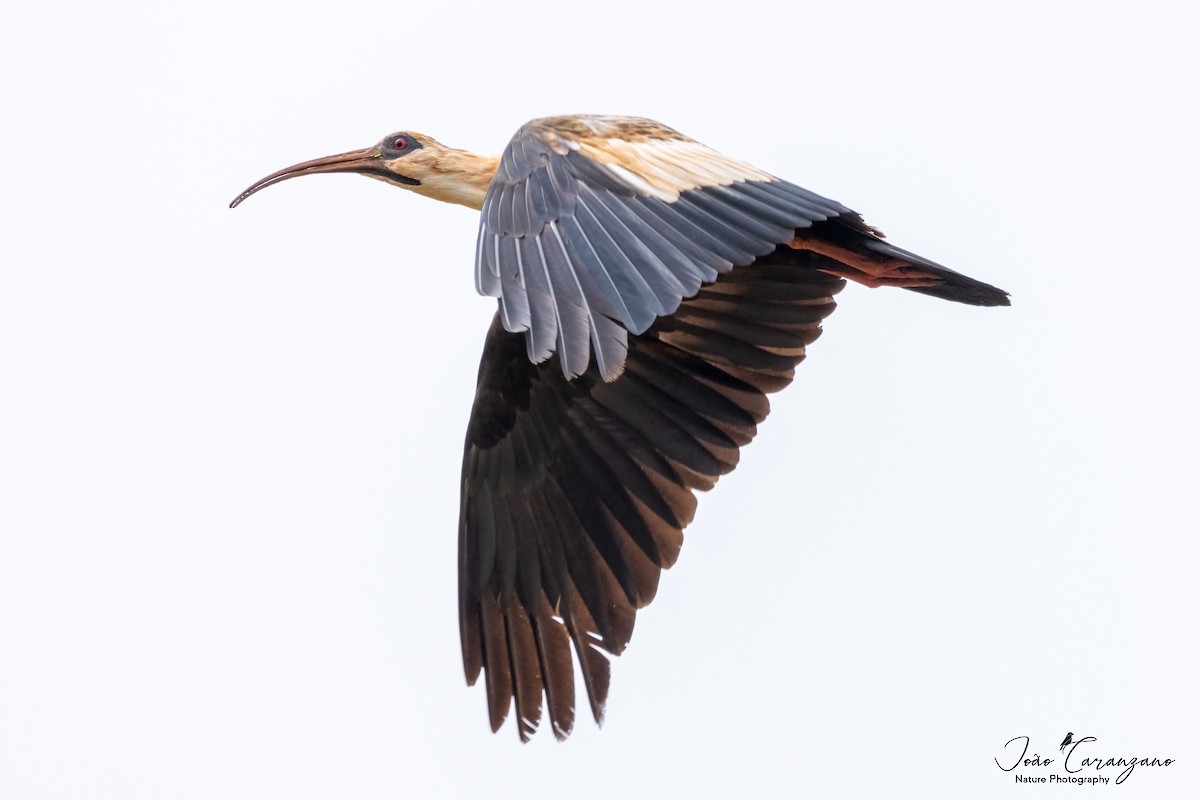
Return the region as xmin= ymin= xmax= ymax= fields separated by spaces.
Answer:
xmin=862 ymin=238 xmax=1011 ymax=307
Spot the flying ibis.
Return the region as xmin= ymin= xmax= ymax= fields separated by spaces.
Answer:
xmin=231 ymin=115 xmax=1009 ymax=741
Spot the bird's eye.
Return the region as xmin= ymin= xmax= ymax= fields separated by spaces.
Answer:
xmin=392 ymin=136 xmax=408 ymax=150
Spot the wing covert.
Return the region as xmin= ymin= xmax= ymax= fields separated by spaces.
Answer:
xmin=476 ymin=116 xmax=852 ymax=380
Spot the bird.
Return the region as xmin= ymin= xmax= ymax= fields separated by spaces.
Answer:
xmin=1060 ymin=732 xmax=1075 ymax=751
xmin=231 ymin=115 xmax=1009 ymax=741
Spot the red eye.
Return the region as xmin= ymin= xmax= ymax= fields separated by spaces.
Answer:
xmin=393 ymin=136 xmax=407 ymax=150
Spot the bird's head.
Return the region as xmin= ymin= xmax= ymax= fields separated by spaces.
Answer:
xmin=230 ymin=131 xmax=498 ymax=210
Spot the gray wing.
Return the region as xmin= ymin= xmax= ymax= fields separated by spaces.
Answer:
xmin=474 ymin=116 xmax=852 ymax=380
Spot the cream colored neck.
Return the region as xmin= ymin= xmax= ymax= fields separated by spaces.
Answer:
xmin=407 ymin=148 xmax=500 ymax=211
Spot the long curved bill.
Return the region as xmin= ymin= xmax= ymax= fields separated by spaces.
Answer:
xmin=229 ymin=146 xmax=381 ymax=208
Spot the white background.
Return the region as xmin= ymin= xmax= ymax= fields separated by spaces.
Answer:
xmin=2 ymin=1 xmax=1197 ymax=797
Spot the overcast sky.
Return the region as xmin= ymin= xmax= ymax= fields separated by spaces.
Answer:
xmin=2 ymin=1 xmax=1197 ymax=797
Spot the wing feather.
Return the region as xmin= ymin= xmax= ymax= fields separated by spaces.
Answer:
xmin=566 ymin=205 xmax=664 ymax=323
xmin=683 ymin=189 xmax=795 ymax=243
xmin=524 ymin=235 xmax=589 ymax=377
xmin=510 ymin=236 xmax=555 ymax=363
xmin=586 ymin=189 xmax=711 ymax=286
xmin=475 ymin=224 xmax=498 ymax=297
xmin=634 ymin=198 xmax=759 ymax=265
xmin=578 ymin=187 xmax=688 ymax=310
xmin=497 ymin=237 xmax=531 ymax=332
xmin=546 ymin=221 xmax=629 ymax=377
xmin=459 ymin=246 xmax=843 ymax=739
xmin=530 ymin=592 xmax=575 ymax=739
xmin=476 ymin=115 xmax=837 ymax=378
xmin=556 ymin=216 xmax=641 ymax=327
xmin=504 ymin=598 xmax=543 ymax=741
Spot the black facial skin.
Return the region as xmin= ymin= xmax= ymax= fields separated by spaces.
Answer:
xmin=382 ymin=132 xmax=423 ymax=158
xmin=375 ymin=132 xmax=423 ymax=185
xmin=372 ymin=133 xmax=424 ymax=185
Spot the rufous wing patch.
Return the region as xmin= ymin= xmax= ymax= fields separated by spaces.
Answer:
xmin=787 ymin=234 xmax=944 ymax=289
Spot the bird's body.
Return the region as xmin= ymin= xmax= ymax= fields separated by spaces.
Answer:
xmin=232 ymin=115 xmax=1008 ymax=741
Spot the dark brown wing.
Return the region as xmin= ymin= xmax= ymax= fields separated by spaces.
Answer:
xmin=458 ymin=246 xmax=845 ymax=741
